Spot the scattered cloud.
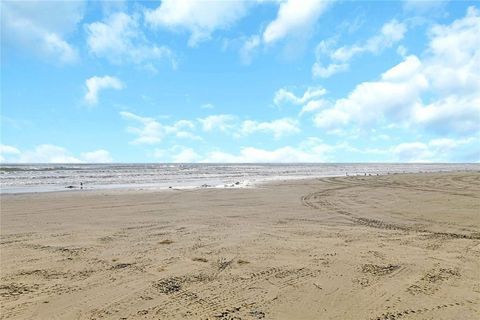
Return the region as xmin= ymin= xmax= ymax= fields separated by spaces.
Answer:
xmin=120 ymin=111 xmax=199 ymax=144
xmin=240 ymin=35 xmax=261 ymax=64
xmin=144 ymin=0 xmax=249 ymax=46
xmin=199 ymin=136 xmax=474 ymax=164
xmin=171 ymin=147 xmax=201 ymax=163
xmin=312 ymin=62 xmax=348 ymax=78
xmin=300 ymin=99 xmax=330 ymax=115
xmin=274 ymin=86 xmax=326 ymax=106
xmin=198 ymin=114 xmax=236 ymax=132
xmin=311 ymin=6 xmax=480 ymax=137
xmin=203 ymin=147 xmax=307 ymax=163
xmin=273 ymin=86 xmax=329 ymax=115
xmin=392 ymin=142 xmax=432 ymax=162
xmin=19 ymin=145 xmax=82 ymax=163
xmin=197 ymin=114 xmax=300 ymax=139
xmin=0 ymin=144 xmax=21 ymax=155
xmin=313 ymin=19 xmax=407 ymax=78
xmin=392 ymin=137 xmax=478 ymax=162
xmin=314 ymin=55 xmax=427 ymax=128
xmin=263 ymin=0 xmax=330 ymax=44
xmin=120 ymin=111 xmax=164 ymax=144
xmin=85 ymin=76 xmax=124 ymax=105
xmin=155 ymin=146 xmax=202 ymax=163
xmin=80 ymin=149 xmax=113 ymax=163
xmin=42 ymin=33 xmax=78 ymax=63
xmin=333 ymin=20 xmax=407 ymax=61
xmin=3 ymin=2 xmax=478 ymax=164
xmin=1 ymin=0 xmax=83 ymax=63
xmin=403 ymin=0 xmax=447 ymax=13
xmin=239 ymin=0 xmax=331 ymax=63
xmin=239 ymin=118 xmax=300 ymax=139
xmin=202 ymin=137 xmax=333 ymax=163
xmin=86 ymin=12 xmax=175 ymax=69
xmin=0 ymin=144 xmax=113 ymax=163
xmin=423 ymin=7 xmax=480 ymax=96
xmin=122 ymin=111 xmax=302 ymax=146
xmin=414 ymin=95 xmax=480 ymax=135
xmin=0 ymin=144 xmax=21 ymax=162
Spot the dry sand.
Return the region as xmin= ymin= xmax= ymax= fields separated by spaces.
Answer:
xmin=1 ymin=172 xmax=479 ymax=319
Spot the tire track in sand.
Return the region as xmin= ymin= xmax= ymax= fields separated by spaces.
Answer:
xmin=150 ymin=266 xmax=321 ymax=319
xmin=300 ymin=180 xmax=480 ymax=240
xmin=369 ymin=300 xmax=473 ymax=320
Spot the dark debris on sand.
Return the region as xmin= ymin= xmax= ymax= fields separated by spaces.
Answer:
xmin=361 ymin=264 xmax=400 ymax=276
xmin=153 ymin=277 xmax=182 ymax=294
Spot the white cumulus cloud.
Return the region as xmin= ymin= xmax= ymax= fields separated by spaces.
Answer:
xmin=0 ymin=144 xmax=21 ymax=155
xmin=311 ymin=6 xmax=480 ymax=137
xmin=0 ymin=144 xmax=21 ymax=162
xmin=263 ymin=0 xmax=330 ymax=44
xmin=0 ymin=145 xmax=114 ymax=163
xmin=391 ymin=137 xmax=478 ymax=162
xmin=312 ymin=62 xmax=348 ymax=79
xmin=1 ymin=0 xmax=83 ymax=63
xmin=239 ymin=118 xmax=300 ymax=139
xmin=153 ymin=146 xmax=202 ymax=163
xmin=197 ymin=114 xmax=300 ymax=139
xmin=314 ymin=55 xmax=428 ymax=128
xmin=392 ymin=142 xmax=432 ymax=162
xmin=120 ymin=111 xmax=163 ymax=144
xmin=120 ymin=111 xmax=198 ymax=144
xmin=240 ymin=35 xmax=261 ymax=65
xmin=239 ymin=0 xmax=331 ymax=63
xmin=86 ymin=12 xmax=175 ymax=69
xmin=80 ymin=150 xmax=113 ymax=163
xmin=198 ymin=114 xmax=237 ymax=132
xmin=273 ymin=86 xmax=329 ymax=115
xmin=85 ymin=76 xmax=124 ymax=105
xmin=172 ymin=148 xmax=201 ymax=163
xmin=202 ymin=138 xmax=333 ymax=163
xmin=274 ymin=86 xmax=326 ymax=106
xmin=313 ymin=19 xmax=407 ymax=78
xmin=18 ymin=145 xmax=81 ymax=163
xmin=145 ymin=0 xmax=249 ymax=46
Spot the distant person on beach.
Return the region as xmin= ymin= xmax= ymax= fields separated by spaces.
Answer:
xmin=80 ymin=182 xmax=83 ymax=190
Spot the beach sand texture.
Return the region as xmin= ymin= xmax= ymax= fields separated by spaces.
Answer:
xmin=1 ymin=172 xmax=479 ymax=319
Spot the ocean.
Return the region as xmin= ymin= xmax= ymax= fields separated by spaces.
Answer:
xmin=1 ymin=163 xmax=478 ymax=194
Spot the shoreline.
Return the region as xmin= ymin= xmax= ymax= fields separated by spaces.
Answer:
xmin=1 ymin=168 xmax=479 ymax=196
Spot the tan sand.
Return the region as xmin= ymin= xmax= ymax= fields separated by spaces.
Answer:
xmin=1 ymin=172 xmax=479 ymax=319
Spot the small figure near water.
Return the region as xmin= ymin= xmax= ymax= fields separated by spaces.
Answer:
xmin=80 ymin=182 xmax=83 ymax=190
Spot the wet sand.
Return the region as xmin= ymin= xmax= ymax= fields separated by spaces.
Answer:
xmin=1 ymin=172 xmax=479 ymax=319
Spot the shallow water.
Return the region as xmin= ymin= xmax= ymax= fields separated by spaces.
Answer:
xmin=1 ymin=163 xmax=478 ymax=194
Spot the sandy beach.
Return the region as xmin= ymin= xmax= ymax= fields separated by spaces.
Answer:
xmin=1 ymin=172 xmax=479 ymax=320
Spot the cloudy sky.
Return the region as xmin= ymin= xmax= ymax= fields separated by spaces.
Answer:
xmin=1 ymin=0 xmax=479 ymax=163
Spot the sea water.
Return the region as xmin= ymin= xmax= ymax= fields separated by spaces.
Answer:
xmin=1 ymin=163 xmax=478 ymax=194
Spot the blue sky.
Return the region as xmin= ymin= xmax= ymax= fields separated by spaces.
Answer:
xmin=1 ymin=0 xmax=479 ymax=163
